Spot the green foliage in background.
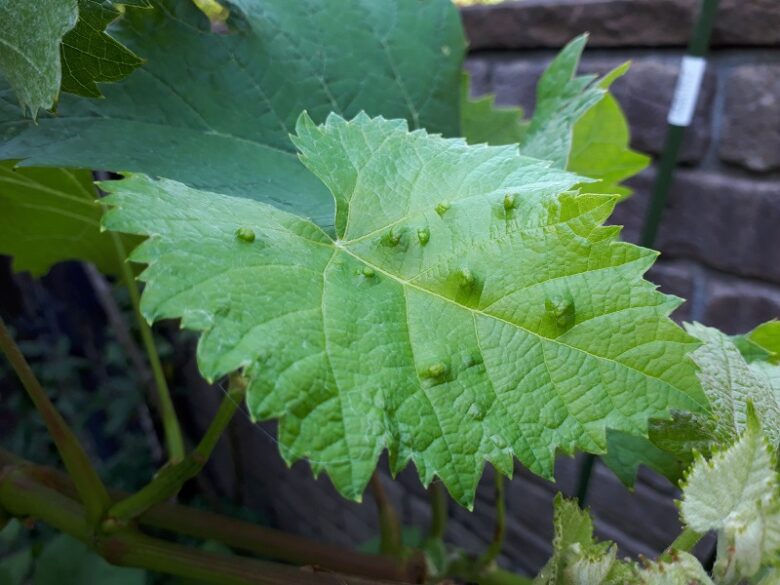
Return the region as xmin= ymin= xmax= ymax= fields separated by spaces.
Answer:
xmin=461 ymin=40 xmax=649 ymax=199
xmin=0 ymin=162 xmax=139 ymax=276
xmin=0 ymin=0 xmax=77 ymax=117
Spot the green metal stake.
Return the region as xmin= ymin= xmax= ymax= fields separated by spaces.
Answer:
xmin=575 ymin=0 xmax=720 ymax=508
xmin=641 ymin=0 xmax=720 ymax=248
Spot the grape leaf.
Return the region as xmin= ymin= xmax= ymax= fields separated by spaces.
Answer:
xmin=0 ymin=161 xmax=136 ymax=276
xmin=0 ymin=0 xmax=465 ymax=227
xmin=604 ymin=322 xmax=780 ymax=487
xmin=102 ymin=112 xmax=704 ymax=506
xmin=517 ymin=36 xmax=606 ymax=168
xmin=0 ymin=0 xmax=78 ymax=118
xmin=567 ymin=65 xmax=650 ymax=201
xmin=680 ymin=409 xmax=780 ymax=583
xmin=460 ymin=73 xmax=527 ymax=147
xmin=681 ymin=409 xmax=776 ymax=533
xmin=601 ymin=429 xmax=686 ymax=486
xmin=635 ymin=553 xmax=713 ymax=585
xmin=685 ymin=323 xmax=780 ymax=446
xmin=534 ymin=495 xmax=630 ymax=585
xmin=460 ymin=38 xmax=648 ymax=198
xmin=535 ymin=495 xmax=642 ymax=585
xmin=734 ymin=320 xmax=780 ymax=365
xmin=60 ymin=0 xmax=144 ymax=98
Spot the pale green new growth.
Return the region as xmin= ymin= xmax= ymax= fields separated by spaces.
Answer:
xmin=103 ymin=112 xmax=703 ymax=506
xmin=681 ymin=410 xmax=780 ymax=583
xmin=681 ymin=411 xmax=776 ymax=532
xmin=636 ymin=552 xmax=714 ymax=585
xmin=609 ymin=322 xmax=780 ymax=486
xmin=0 ymin=0 xmax=77 ymax=117
xmin=686 ymin=323 xmax=780 ymax=445
xmin=534 ymin=495 xmax=627 ymax=585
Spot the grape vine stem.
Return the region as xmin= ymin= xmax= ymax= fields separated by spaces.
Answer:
xmin=108 ymin=373 xmax=248 ymax=522
xmin=0 ymin=316 xmax=111 ymax=525
xmin=109 ymin=230 xmax=186 ymax=463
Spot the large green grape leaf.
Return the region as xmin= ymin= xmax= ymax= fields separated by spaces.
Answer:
xmin=60 ymin=0 xmax=144 ymax=98
xmin=0 ymin=161 xmax=137 ymax=276
xmin=0 ymin=0 xmax=78 ymax=118
xmin=0 ymin=0 xmax=465 ymax=227
xmin=461 ymin=37 xmax=648 ymax=198
xmin=102 ymin=112 xmax=704 ymax=507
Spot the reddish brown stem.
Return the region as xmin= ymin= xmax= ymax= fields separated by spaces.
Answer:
xmin=0 ymin=465 xmax=406 ymax=585
xmin=0 ymin=448 xmax=425 ymax=583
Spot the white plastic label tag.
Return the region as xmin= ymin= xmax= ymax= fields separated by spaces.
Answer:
xmin=667 ymin=56 xmax=707 ymax=127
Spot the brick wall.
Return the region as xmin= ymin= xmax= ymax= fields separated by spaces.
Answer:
xmin=199 ymin=1 xmax=780 ymax=578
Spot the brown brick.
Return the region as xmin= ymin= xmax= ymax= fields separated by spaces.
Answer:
xmin=720 ymin=65 xmax=780 ymax=173
xmin=701 ymin=272 xmax=780 ymax=335
xmin=582 ymin=58 xmax=714 ymax=164
xmin=461 ymin=0 xmax=780 ymax=50
xmin=614 ymin=168 xmax=780 ymax=285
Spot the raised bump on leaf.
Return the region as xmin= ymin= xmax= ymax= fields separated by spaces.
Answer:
xmin=503 ymin=193 xmax=516 ymax=211
xmin=467 ymin=403 xmax=484 ymax=420
xmin=382 ymin=228 xmax=402 ymax=247
xmin=545 ymin=294 xmax=575 ymax=330
xmin=235 ymin=227 xmax=256 ymax=243
xmin=458 ymin=268 xmax=476 ymax=290
xmin=423 ymin=362 xmax=449 ymax=379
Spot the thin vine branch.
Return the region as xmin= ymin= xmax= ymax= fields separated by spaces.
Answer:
xmin=427 ymin=482 xmax=448 ymax=541
xmin=477 ymin=472 xmax=506 ymax=570
xmin=660 ymin=526 xmax=703 ymax=561
xmin=109 ymin=374 xmax=247 ymax=522
xmin=108 ymin=230 xmax=185 ymax=463
xmin=0 ymin=448 xmax=423 ymax=583
xmin=0 ymin=316 xmax=111 ymax=525
xmin=0 ymin=465 xmax=409 ymax=585
xmin=370 ymin=471 xmax=402 ymax=557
